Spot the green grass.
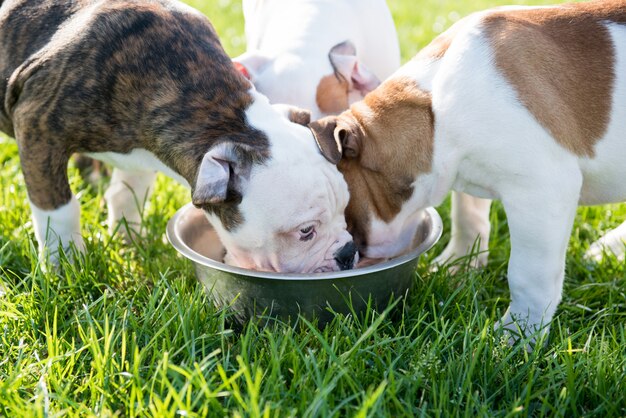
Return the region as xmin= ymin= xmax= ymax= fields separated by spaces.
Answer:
xmin=1 ymin=0 xmax=625 ymax=416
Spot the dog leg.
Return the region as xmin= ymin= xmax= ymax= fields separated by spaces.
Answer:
xmin=30 ymin=196 xmax=84 ymax=264
xmin=497 ymin=175 xmax=581 ymax=344
xmin=18 ymin=142 xmax=84 ymax=264
xmin=434 ymin=192 xmax=491 ymax=269
xmin=585 ymin=220 xmax=626 ymax=262
xmin=104 ymin=168 xmax=156 ymax=240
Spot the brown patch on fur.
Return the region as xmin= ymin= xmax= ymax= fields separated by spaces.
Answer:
xmin=484 ymin=1 xmax=626 ymax=157
xmin=316 ymin=74 xmax=349 ymax=114
xmin=0 ymin=0 xmax=269 ymax=230
xmin=336 ymin=77 xmax=434 ymax=249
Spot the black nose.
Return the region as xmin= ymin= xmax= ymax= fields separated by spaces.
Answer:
xmin=334 ymin=241 xmax=357 ymax=271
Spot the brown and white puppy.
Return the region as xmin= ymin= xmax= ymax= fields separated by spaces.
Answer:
xmin=310 ymin=1 xmax=626 ymax=337
xmin=0 ymin=0 xmax=357 ymax=273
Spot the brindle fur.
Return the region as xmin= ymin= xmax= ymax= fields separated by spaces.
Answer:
xmin=0 ymin=0 xmax=269 ymax=229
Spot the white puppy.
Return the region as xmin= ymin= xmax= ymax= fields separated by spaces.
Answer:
xmin=233 ymin=0 xmax=401 ymax=119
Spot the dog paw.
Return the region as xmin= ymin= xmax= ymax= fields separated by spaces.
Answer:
xmin=494 ymin=310 xmax=550 ymax=352
xmin=584 ymin=237 xmax=626 ymax=263
xmin=104 ymin=169 xmax=155 ymax=244
xmin=432 ymin=241 xmax=488 ymax=273
xmin=39 ymin=235 xmax=86 ymax=272
xmin=584 ymin=222 xmax=626 ymax=263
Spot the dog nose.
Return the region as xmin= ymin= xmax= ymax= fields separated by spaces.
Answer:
xmin=334 ymin=241 xmax=357 ymax=270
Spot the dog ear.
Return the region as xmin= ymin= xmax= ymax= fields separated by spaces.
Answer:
xmin=309 ymin=117 xmax=341 ymax=164
xmin=192 ymin=143 xmax=240 ymax=207
xmin=272 ymin=104 xmax=312 ymax=126
xmin=328 ymin=41 xmax=380 ymax=95
xmin=232 ymin=52 xmax=271 ymax=82
xmin=309 ymin=116 xmax=362 ymax=163
xmin=335 ymin=123 xmax=361 ymax=159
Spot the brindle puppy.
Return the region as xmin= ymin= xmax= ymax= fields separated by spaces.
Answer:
xmin=0 ymin=0 xmax=357 ymax=273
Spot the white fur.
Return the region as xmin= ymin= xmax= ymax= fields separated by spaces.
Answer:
xmin=104 ymin=168 xmax=157 ymax=238
xmin=203 ymin=90 xmax=354 ymax=273
xmin=85 ymin=149 xmax=188 ymax=187
xmin=86 ymin=149 xmax=188 ymax=240
xmin=585 ymin=221 xmax=626 ymax=262
xmin=370 ymin=13 xmax=626 ymax=337
xmin=235 ymin=0 xmax=400 ymax=119
xmin=30 ymin=195 xmax=84 ymax=264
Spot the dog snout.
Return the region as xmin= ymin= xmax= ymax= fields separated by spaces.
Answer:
xmin=334 ymin=241 xmax=357 ymax=271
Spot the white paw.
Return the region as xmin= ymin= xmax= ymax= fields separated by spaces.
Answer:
xmin=39 ymin=233 xmax=86 ymax=269
xmin=30 ymin=196 xmax=84 ymax=268
xmin=104 ymin=169 xmax=156 ymax=242
xmin=432 ymin=239 xmax=488 ymax=272
xmin=495 ymin=308 xmax=551 ymax=351
xmin=584 ymin=229 xmax=626 ymax=263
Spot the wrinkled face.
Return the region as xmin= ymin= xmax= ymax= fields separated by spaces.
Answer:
xmin=196 ymin=96 xmax=357 ymax=273
xmin=308 ymin=77 xmax=436 ymax=260
xmin=220 ymin=148 xmax=355 ymax=272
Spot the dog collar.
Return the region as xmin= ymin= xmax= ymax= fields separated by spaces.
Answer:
xmin=233 ymin=62 xmax=251 ymax=80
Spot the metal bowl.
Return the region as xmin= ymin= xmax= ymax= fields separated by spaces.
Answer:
xmin=167 ymin=203 xmax=442 ymax=325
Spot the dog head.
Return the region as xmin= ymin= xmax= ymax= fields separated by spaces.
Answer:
xmin=193 ymin=91 xmax=357 ymax=273
xmin=308 ymin=77 xmax=436 ymax=259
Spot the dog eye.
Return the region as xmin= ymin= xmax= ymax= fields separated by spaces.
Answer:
xmin=299 ymin=225 xmax=316 ymax=241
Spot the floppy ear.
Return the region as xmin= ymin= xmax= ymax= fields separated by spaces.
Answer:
xmin=335 ymin=123 xmax=361 ymax=159
xmin=329 ymin=41 xmax=380 ymax=95
xmin=309 ymin=116 xmax=363 ymax=164
xmin=308 ymin=117 xmax=341 ymax=164
xmin=192 ymin=143 xmax=239 ymax=207
xmin=232 ymin=51 xmax=271 ymax=82
xmin=272 ymin=104 xmax=311 ymax=126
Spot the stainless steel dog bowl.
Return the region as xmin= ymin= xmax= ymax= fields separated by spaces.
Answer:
xmin=167 ymin=203 xmax=442 ymax=325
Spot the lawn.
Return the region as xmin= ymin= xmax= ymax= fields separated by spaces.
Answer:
xmin=1 ymin=0 xmax=625 ymax=416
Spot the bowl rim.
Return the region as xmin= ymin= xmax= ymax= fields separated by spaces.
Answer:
xmin=167 ymin=202 xmax=443 ymax=280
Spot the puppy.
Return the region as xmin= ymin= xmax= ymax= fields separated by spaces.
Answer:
xmin=232 ymin=0 xmax=401 ymax=120
xmin=310 ymin=0 xmax=626 ymax=336
xmin=0 ymin=0 xmax=356 ymax=273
